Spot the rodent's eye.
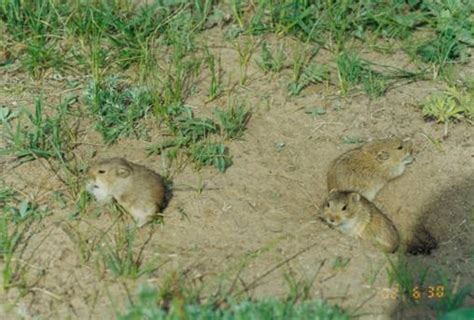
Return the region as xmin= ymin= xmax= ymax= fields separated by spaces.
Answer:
xmin=93 ymin=185 xmax=99 ymax=189
xmin=341 ymin=205 xmax=347 ymax=211
xmin=98 ymin=170 xmax=105 ymax=174
xmin=326 ymin=202 xmax=330 ymax=208
xmin=397 ymin=145 xmax=403 ymax=150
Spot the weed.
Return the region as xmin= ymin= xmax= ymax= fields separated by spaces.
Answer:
xmin=189 ymin=142 xmax=232 ymax=173
xmin=341 ymin=136 xmax=365 ymax=144
xmin=97 ymin=226 xmax=157 ymax=279
xmin=287 ymin=44 xmax=326 ymax=96
xmin=386 ymin=255 xmax=429 ymax=304
xmin=1 ymin=98 xmax=74 ymax=163
xmin=304 ymin=106 xmax=326 ymax=118
xmin=421 ymin=91 xmax=466 ymax=137
xmin=416 ymin=30 xmax=466 ymax=79
xmin=7 ymin=201 xmax=48 ymax=224
xmin=84 ymin=77 xmax=152 ymax=144
xmin=435 ymin=282 xmax=472 ymax=315
xmin=205 ymin=48 xmax=222 ymax=101
xmin=283 ymin=268 xmax=320 ymax=304
xmin=256 ymin=41 xmax=285 ymax=73
xmin=422 ymin=95 xmax=461 ymax=123
xmin=0 ymin=215 xmax=20 ymax=290
xmin=416 ymin=0 xmax=473 ymax=78
xmin=119 ymin=283 xmax=349 ymax=320
xmin=362 ymin=70 xmax=387 ymax=98
xmin=336 ymin=51 xmax=365 ymax=95
xmin=233 ymin=39 xmax=258 ymax=85
xmin=20 ymin=39 xmax=66 ymax=78
xmin=330 ymin=256 xmax=351 ymax=271
xmin=213 ymin=103 xmax=250 ymax=140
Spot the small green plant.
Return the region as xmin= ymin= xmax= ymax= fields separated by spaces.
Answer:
xmin=233 ymin=39 xmax=258 ymax=85
xmin=205 ymin=49 xmax=222 ymax=101
xmin=0 ymin=214 xmax=19 ymax=290
xmin=330 ymin=256 xmax=351 ymax=271
xmin=189 ymin=142 xmax=232 ymax=173
xmin=148 ymin=103 xmax=240 ymax=173
xmin=362 ymin=71 xmax=387 ymax=99
xmin=256 ymin=41 xmax=285 ymax=73
xmin=420 ymin=85 xmax=474 ymax=134
xmin=336 ymin=51 xmax=364 ymax=95
xmin=341 ymin=136 xmax=365 ymax=144
xmin=422 ymin=95 xmax=463 ymax=123
xmin=97 ymin=226 xmax=157 ymax=279
xmin=386 ymin=255 xmax=429 ymax=304
xmin=213 ymin=103 xmax=250 ymax=140
xmin=7 ymin=201 xmax=48 ymax=224
xmin=84 ymin=77 xmax=152 ymax=144
xmin=0 ymin=186 xmax=44 ymax=291
xmin=1 ymin=99 xmax=73 ymax=163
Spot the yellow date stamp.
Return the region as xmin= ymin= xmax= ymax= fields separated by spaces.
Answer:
xmin=380 ymin=285 xmax=445 ymax=300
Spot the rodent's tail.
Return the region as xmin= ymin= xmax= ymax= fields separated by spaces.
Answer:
xmin=406 ymin=224 xmax=438 ymax=255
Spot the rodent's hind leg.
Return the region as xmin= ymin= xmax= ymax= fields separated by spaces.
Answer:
xmin=129 ymin=206 xmax=156 ymax=228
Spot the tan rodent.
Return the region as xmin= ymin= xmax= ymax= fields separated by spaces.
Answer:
xmin=320 ymin=190 xmax=400 ymax=253
xmin=327 ymin=138 xmax=414 ymax=201
xmin=85 ymin=157 xmax=165 ymax=227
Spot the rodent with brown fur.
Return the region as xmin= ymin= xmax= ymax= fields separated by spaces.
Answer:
xmin=320 ymin=190 xmax=400 ymax=253
xmin=327 ymin=138 xmax=414 ymax=201
xmin=85 ymin=157 xmax=165 ymax=227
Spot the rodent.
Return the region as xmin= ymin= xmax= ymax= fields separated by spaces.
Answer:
xmin=85 ymin=157 xmax=166 ymax=227
xmin=320 ymin=190 xmax=400 ymax=253
xmin=327 ymin=138 xmax=414 ymax=201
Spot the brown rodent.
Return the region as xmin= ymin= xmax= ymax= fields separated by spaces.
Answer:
xmin=327 ymin=138 xmax=414 ymax=201
xmin=320 ymin=190 xmax=400 ymax=253
xmin=85 ymin=157 xmax=165 ymax=227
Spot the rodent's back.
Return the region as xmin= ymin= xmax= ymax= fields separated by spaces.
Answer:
xmin=327 ymin=138 xmax=413 ymax=201
xmin=127 ymin=162 xmax=165 ymax=206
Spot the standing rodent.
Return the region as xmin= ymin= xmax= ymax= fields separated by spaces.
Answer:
xmin=321 ymin=190 xmax=400 ymax=253
xmin=327 ymin=138 xmax=414 ymax=201
xmin=85 ymin=157 xmax=166 ymax=227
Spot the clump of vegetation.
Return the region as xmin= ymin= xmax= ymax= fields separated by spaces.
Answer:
xmin=213 ymin=103 xmax=251 ymax=139
xmin=0 ymin=98 xmax=75 ymax=164
xmin=84 ymin=77 xmax=152 ymax=144
xmin=97 ymin=225 xmax=158 ymax=279
xmin=148 ymin=103 xmax=249 ymax=173
xmin=119 ymin=285 xmax=348 ymax=320
xmin=421 ymin=86 xmax=474 ymax=137
xmin=256 ymin=41 xmax=285 ymax=73
xmin=386 ymin=255 xmax=472 ymax=317
xmin=0 ymin=184 xmax=48 ymax=290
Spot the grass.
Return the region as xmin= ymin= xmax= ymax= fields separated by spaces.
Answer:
xmin=0 ymin=184 xmax=48 ymax=291
xmin=119 ymin=285 xmax=349 ymax=320
xmin=84 ymin=76 xmax=152 ymax=144
xmin=386 ymin=254 xmax=473 ymax=317
xmin=97 ymin=225 xmax=157 ymax=279
xmin=421 ymin=86 xmax=474 ymax=137
xmin=0 ymin=98 xmax=75 ymax=163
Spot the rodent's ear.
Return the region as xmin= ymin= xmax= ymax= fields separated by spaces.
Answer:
xmin=376 ymin=151 xmax=390 ymax=162
xmin=115 ymin=166 xmax=131 ymax=178
xmin=349 ymin=192 xmax=361 ymax=202
xmin=329 ymin=188 xmax=337 ymax=194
